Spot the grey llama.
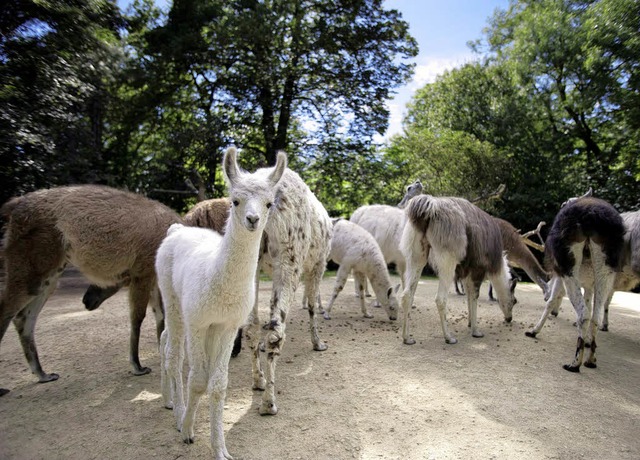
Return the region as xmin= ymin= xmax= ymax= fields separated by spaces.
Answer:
xmin=400 ymin=195 xmax=516 ymax=345
xmin=156 ymin=147 xmax=286 ymax=459
xmin=397 ymin=180 xmax=550 ymax=299
xmin=0 ymin=185 xmax=181 ymax=396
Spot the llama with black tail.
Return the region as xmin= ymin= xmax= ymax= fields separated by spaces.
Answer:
xmin=542 ymin=196 xmax=625 ymax=372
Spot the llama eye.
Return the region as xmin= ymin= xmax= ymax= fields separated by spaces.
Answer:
xmin=232 ymin=200 xmax=239 ymax=206
xmin=266 ymin=202 xmax=272 ymax=209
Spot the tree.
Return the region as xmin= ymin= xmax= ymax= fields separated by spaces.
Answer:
xmin=482 ymin=0 xmax=640 ymax=209
xmin=0 ymin=0 xmax=123 ymax=205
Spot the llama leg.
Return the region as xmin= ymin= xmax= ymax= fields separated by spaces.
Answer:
xmin=12 ymin=272 xmax=61 ymax=383
xmin=150 ymin=286 xmax=165 ymax=344
xmin=463 ymin=278 xmax=483 ymax=338
xmin=585 ymin=245 xmax=617 ymax=368
xmin=128 ymin=279 xmax=152 ymax=375
xmin=303 ymin=263 xmax=327 ymax=351
xmin=582 ymin=284 xmax=594 ymax=347
xmin=526 ymin=276 xmax=565 ymax=337
xmin=400 ymin=249 xmax=428 ymax=345
xmin=181 ymin=330 xmax=208 ymax=443
xmin=600 ymin=290 xmax=614 ymax=332
xmin=354 ymin=272 xmax=373 ymax=318
xmin=207 ymin=327 xmax=237 ymax=460
xmin=248 ymin=273 xmax=266 ymax=391
xmin=562 ymin=275 xmax=588 ymax=372
xmin=82 ymin=284 xmax=122 ymax=311
xmin=434 ymin=257 xmax=457 ymax=344
xmin=548 ymin=276 xmax=566 ymax=317
xmin=324 ymin=264 xmax=351 ymax=320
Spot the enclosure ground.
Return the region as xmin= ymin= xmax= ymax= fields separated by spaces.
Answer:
xmin=1 ymin=268 xmax=639 ymax=460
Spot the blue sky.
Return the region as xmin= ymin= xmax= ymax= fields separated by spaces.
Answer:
xmin=117 ymin=0 xmax=511 ymax=139
xmin=383 ymin=0 xmax=511 ymax=138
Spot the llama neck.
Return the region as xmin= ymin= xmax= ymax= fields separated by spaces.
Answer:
xmin=216 ymin=220 xmax=263 ymax=285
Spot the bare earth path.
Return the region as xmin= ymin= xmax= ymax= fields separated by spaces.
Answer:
xmin=1 ymin=269 xmax=639 ymax=460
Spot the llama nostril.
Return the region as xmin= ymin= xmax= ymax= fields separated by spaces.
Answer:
xmin=247 ymin=215 xmax=260 ymax=226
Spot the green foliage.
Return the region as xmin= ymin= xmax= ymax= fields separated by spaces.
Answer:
xmin=0 ymin=0 xmax=123 ymax=205
xmin=390 ymin=0 xmax=639 ymax=233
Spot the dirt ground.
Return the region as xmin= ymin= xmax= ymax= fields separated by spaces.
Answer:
xmin=1 ymin=268 xmax=639 ymax=460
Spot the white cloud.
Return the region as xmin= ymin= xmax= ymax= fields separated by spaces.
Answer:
xmin=380 ymin=53 xmax=477 ymax=141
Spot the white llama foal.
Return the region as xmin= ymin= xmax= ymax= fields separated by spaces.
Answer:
xmin=323 ymin=219 xmax=399 ymax=321
xmin=350 ymin=204 xmax=407 ymax=301
xmin=156 ymin=147 xmax=286 ymax=459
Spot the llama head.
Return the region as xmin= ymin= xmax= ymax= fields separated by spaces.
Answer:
xmin=223 ymin=146 xmax=287 ymax=233
xmin=384 ymin=283 xmax=401 ymax=321
xmin=397 ymin=179 xmax=423 ymax=209
xmin=497 ymin=252 xmax=516 ymax=322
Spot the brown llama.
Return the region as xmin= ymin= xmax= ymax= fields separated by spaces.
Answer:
xmin=0 ymin=185 xmax=181 ymax=396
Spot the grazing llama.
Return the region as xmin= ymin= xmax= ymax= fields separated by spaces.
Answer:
xmin=541 ymin=196 xmax=625 ymax=372
xmin=397 ymin=181 xmax=549 ymax=299
xmin=323 ymin=219 xmax=399 ymax=321
xmin=0 ymin=185 xmax=180 ymax=396
xmin=400 ymin=195 xmax=516 ymax=345
xmin=156 ymin=147 xmax=286 ymax=458
xmin=349 ymin=204 xmax=407 ymax=300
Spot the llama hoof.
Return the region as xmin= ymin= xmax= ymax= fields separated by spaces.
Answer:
xmin=525 ymin=331 xmax=537 ymax=338
xmin=403 ymin=337 xmax=416 ymax=345
xmin=38 ymin=372 xmax=60 ymax=383
xmin=132 ymin=366 xmax=152 ymax=376
xmin=314 ymin=341 xmax=328 ymax=351
xmin=551 ymin=310 xmax=559 ymax=317
xmin=164 ymin=403 xmax=173 ymax=410
xmin=183 ymin=437 xmax=194 ymax=444
xmin=472 ymin=331 xmax=484 ymax=338
xmin=0 ymin=388 xmax=10 ymax=397
xmin=600 ymin=325 xmax=609 ymax=332
xmin=364 ymin=313 xmax=374 ymax=319
xmin=322 ymin=312 xmax=331 ymax=320
xmin=584 ymin=361 xmax=597 ymax=369
xmin=259 ymin=401 xmax=278 ymax=416
xmin=253 ymin=377 xmax=266 ymax=391
xmin=563 ymin=364 xmax=581 ymax=373
xmin=445 ymin=337 xmax=458 ymax=345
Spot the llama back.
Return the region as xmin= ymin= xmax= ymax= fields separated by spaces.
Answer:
xmin=330 ymin=219 xmax=388 ymax=277
xmin=3 ymin=185 xmax=181 ymax=286
xmin=350 ymin=204 xmax=405 ymax=264
xmin=266 ymin=168 xmax=332 ymax=270
xmin=183 ymin=198 xmax=231 ymax=234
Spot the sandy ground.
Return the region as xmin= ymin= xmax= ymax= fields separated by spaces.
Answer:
xmin=1 ymin=268 xmax=639 ymax=460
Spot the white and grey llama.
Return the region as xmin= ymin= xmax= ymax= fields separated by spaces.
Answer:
xmin=539 ymin=195 xmax=625 ymax=372
xmin=323 ymin=219 xmax=399 ymax=321
xmin=399 ymin=195 xmax=516 ymax=345
xmin=397 ymin=180 xmax=549 ymax=299
xmin=156 ymin=147 xmax=286 ymax=458
xmin=247 ymin=163 xmax=332 ymax=415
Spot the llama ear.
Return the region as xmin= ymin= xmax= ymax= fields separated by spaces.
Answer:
xmin=268 ymin=151 xmax=287 ymax=186
xmin=583 ymin=187 xmax=593 ymax=198
xmin=223 ymin=146 xmax=240 ymax=187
